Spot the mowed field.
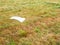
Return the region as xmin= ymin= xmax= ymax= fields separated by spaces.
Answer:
xmin=0 ymin=0 xmax=60 ymax=45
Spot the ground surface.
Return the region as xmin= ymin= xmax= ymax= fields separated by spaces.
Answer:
xmin=0 ymin=0 xmax=60 ymax=45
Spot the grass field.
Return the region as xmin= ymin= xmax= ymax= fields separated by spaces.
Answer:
xmin=0 ymin=0 xmax=60 ymax=45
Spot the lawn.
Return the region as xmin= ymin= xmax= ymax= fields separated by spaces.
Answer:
xmin=0 ymin=0 xmax=60 ymax=45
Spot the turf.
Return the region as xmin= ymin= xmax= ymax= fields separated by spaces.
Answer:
xmin=0 ymin=0 xmax=60 ymax=45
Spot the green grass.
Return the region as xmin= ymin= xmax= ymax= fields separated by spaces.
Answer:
xmin=6 ymin=39 xmax=16 ymax=45
xmin=0 ymin=0 xmax=60 ymax=45
xmin=19 ymin=40 xmax=32 ymax=45
xmin=17 ymin=29 xmax=27 ymax=37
